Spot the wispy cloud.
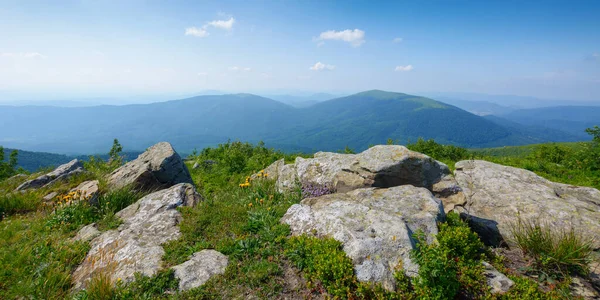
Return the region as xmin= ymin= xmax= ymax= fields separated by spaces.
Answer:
xmin=0 ymin=52 xmax=47 ymax=59
xmin=393 ymin=37 xmax=403 ymax=43
xmin=394 ymin=65 xmax=413 ymax=72
xmin=206 ymin=17 xmax=235 ymax=30
xmin=185 ymin=16 xmax=235 ymax=38
xmin=197 ymin=72 xmax=208 ymax=76
xmin=316 ymin=29 xmax=365 ymax=47
xmin=229 ymin=66 xmax=251 ymax=72
xmin=185 ymin=27 xmax=209 ymax=37
xmin=310 ymin=62 xmax=335 ymax=71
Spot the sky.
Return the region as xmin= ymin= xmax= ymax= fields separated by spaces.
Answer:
xmin=1 ymin=0 xmax=599 ymax=101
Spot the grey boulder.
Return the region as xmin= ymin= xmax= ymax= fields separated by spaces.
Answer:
xmin=16 ymin=159 xmax=84 ymax=191
xmin=454 ymin=160 xmax=600 ymax=248
xmin=172 ymin=250 xmax=228 ymax=291
xmin=72 ymin=183 xmax=201 ymax=290
xmin=281 ymin=185 xmax=444 ymax=291
xmin=264 ymin=145 xmax=450 ymax=195
xmin=107 ymin=142 xmax=193 ymax=191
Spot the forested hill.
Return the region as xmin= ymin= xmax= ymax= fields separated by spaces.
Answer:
xmin=0 ymin=90 xmax=592 ymax=154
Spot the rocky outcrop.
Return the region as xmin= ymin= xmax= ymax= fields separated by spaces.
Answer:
xmin=16 ymin=159 xmax=84 ymax=191
xmin=107 ymin=142 xmax=193 ymax=191
xmin=432 ymin=175 xmax=466 ymax=213
xmin=172 ymin=250 xmax=228 ymax=291
xmin=281 ymin=185 xmax=444 ymax=291
xmin=72 ymin=183 xmax=201 ymax=290
xmin=264 ymin=146 xmax=450 ymax=195
xmin=454 ymin=160 xmax=600 ymax=248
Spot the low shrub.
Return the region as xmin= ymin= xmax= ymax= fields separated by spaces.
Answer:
xmin=284 ymin=235 xmax=357 ymax=298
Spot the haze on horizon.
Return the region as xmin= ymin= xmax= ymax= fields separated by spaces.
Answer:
xmin=1 ymin=0 xmax=599 ymax=102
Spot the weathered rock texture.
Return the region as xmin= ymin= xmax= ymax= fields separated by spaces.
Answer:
xmin=172 ymin=250 xmax=228 ymax=291
xmin=263 ymin=146 xmax=450 ymax=196
xmin=16 ymin=159 xmax=84 ymax=191
xmin=454 ymin=160 xmax=600 ymax=248
xmin=281 ymin=185 xmax=444 ymax=291
xmin=108 ymin=142 xmax=193 ymax=191
xmin=73 ymin=223 xmax=101 ymax=243
xmin=482 ymin=261 xmax=514 ymax=294
xmin=72 ymin=183 xmax=201 ymax=290
xmin=70 ymin=180 xmax=100 ymax=205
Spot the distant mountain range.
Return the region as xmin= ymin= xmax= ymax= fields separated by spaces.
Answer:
xmin=0 ymin=90 xmax=596 ymax=155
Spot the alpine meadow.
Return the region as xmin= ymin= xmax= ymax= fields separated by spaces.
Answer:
xmin=1 ymin=1 xmax=600 ymax=299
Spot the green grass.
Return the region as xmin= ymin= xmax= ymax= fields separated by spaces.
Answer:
xmin=510 ymin=218 xmax=594 ymax=279
xmin=1 ymin=139 xmax=597 ymax=299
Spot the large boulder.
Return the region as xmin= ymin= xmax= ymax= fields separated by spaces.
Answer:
xmin=281 ymin=185 xmax=444 ymax=291
xmin=454 ymin=160 xmax=600 ymax=248
xmin=16 ymin=159 xmax=84 ymax=191
xmin=72 ymin=183 xmax=201 ymax=290
xmin=107 ymin=142 xmax=193 ymax=191
xmin=172 ymin=250 xmax=228 ymax=291
xmin=265 ymin=145 xmax=450 ymax=195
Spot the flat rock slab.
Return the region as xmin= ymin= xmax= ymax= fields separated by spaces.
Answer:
xmin=281 ymin=185 xmax=444 ymax=291
xmin=108 ymin=142 xmax=193 ymax=191
xmin=16 ymin=159 xmax=84 ymax=191
xmin=172 ymin=250 xmax=228 ymax=291
xmin=266 ymin=145 xmax=450 ymax=195
xmin=72 ymin=183 xmax=201 ymax=290
xmin=454 ymin=160 xmax=600 ymax=248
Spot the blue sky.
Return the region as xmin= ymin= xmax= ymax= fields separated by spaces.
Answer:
xmin=1 ymin=0 xmax=599 ymax=101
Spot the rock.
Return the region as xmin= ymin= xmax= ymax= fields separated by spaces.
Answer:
xmin=454 ymin=160 xmax=600 ymax=248
xmin=432 ymin=174 xmax=466 ymax=213
xmin=172 ymin=250 xmax=228 ymax=291
xmin=570 ymin=277 xmax=599 ymax=299
xmin=16 ymin=159 xmax=84 ymax=191
xmin=264 ymin=146 xmax=449 ymax=195
xmin=70 ymin=180 xmax=100 ymax=205
xmin=281 ymin=185 xmax=444 ymax=291
xmin=107 ymin=142 xmax=193 ymax=191
xmin=73 ymin=223 xmax=101 ymax=242
xmin=43 ymin=191 xmax=58 ymax=202
xmin=192 ymin=162 xmax=200 ymax=169
xmin=72 ymin=183 xmax=201 ymax=290
xmin=482 ymin=261 xmax=514 ymax=294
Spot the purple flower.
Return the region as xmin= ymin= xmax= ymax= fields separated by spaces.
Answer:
xmin=301 ymin=182 xmax=335 ymax=199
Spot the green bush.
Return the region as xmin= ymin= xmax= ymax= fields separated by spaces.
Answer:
xmin=284 ymin=236 xmax=357 ymax=298
xmin=407 ymin=138 xmax=470 ymax=163
xmin=0 ymin=146 xmax=19 ymax=181
xmin=510 ymin=218 xmax=594 ymax=278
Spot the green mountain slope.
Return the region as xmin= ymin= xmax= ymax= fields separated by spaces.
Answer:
xmin=272 ymin=90 xmax=525 ymax=151
xmin=0 ymin=90 xmax=582 ymax=154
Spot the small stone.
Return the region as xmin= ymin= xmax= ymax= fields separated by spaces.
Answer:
xmin=172 ymin=250 xmax=228 ymax=291
xmin=482 ymin=261 xmax=514 ymax=294
xmin=73 ymin=223 xmax=101 ymax=242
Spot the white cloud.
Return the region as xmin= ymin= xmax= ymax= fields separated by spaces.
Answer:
xmin=185 ymin=16 xmax=235 ymax=38
xmin=185 ymin=27 xmax=209 ymax=37
xmin=205 ymin=17 xmax=235 ymax=30
xmin=393 ymin=37 xmax=403 ymax=43
xmin=229 ymin=66 xmax=251 ymax=72
xmin=310 ymin=62 xmax=335 ymax=71
xmin=316 ymin=29 xmax=365 ymax=47
xmin=394 ymin=65 xmax=413 ymax=72
xmin=197 ymin=72 xmax=208 ymax=76
xmin=1 ymin=52 xmax=46 ymax=59
xmin=261 ymin=73 xmax=271 ymax=79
